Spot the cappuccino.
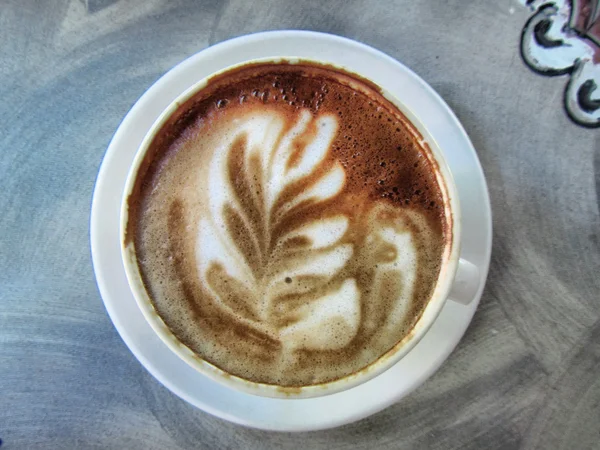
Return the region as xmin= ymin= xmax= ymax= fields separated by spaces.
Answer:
xmin=126 ymin=62 xmax=452 ymax=386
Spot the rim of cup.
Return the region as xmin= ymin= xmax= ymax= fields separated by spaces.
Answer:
xmin=119 ymin=55 xmax=462 ymax=399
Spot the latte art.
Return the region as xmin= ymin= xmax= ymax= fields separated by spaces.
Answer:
xmin=130 ymin=62 xmax=450 ymax=386
xmin=197 ymin=108 xmax=423 ymax=355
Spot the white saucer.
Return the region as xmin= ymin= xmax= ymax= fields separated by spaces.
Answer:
xmin=90 ymin=31 xmax=492 ymax=432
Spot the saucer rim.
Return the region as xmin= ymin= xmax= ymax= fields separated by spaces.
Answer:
xmin=90 ymin=30 xmax=492 ymax=432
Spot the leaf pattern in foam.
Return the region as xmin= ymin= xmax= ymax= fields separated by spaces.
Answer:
xmin=195 ymin=109 xmax=363 ymax=349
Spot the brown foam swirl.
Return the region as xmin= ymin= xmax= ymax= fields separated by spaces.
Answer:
xmin=131 ymin=62 xmax=449 ymax=386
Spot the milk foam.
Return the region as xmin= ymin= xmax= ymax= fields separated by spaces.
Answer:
xmin=132 ymin=63 xmax=448 ymax=386
xmin=196 ymin=108 xmax=421 ymax=354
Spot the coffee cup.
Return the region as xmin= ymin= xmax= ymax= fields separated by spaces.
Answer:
xmin=120 ymin=55 xmax=478 ymax=399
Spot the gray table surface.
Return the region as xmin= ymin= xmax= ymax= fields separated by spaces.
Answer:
xmin=1 ymin=0 xmax=599 ymax=448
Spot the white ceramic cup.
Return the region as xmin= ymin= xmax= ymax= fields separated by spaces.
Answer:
xmin=120 ymin=56 xmax=479 ymax=399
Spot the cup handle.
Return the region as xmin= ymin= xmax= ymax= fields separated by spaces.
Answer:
xmin=448 ymin=259 xmax=480 ymax=305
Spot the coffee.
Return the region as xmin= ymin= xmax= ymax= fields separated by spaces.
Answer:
xmin=126 ymin=62 xmax=452 ymax=387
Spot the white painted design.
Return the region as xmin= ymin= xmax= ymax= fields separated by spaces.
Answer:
xmin=520 ymin=0 xmax=600 ymax=127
